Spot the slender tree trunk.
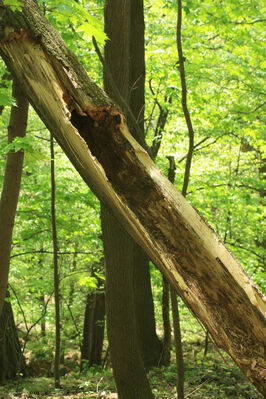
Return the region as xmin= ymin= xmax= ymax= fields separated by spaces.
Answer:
xmin=50 ymin=134 xmax=60 ymax=388
xmin=176 ymin=0 xmax=195 ymax=197
xmin=40 ymin=294 xmax=46 ymax=337
xmin=170 ymin=287 xmax=184 ymax=399
xmin=0 ymin=79 xmax=28 ymax=315
xmin=0 ymin=292 xmax=26 ymax=380
xmin=168 ymin=156 xmax=185 ymax=399
xmin=160 ymin=275 xmax=171 ymax=366
xmin=0 ymin=3 xmax=265 ymax=393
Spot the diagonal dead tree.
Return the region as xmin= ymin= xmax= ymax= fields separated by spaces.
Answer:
xmin=0 ymin=1 xmax=265 ymax=394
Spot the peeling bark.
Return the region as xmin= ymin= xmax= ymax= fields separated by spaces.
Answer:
xmin=0 ymin=1 xmax=265 ymax=393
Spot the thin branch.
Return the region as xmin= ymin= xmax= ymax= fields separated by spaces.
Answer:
xmin=178 ymin=136 xmax=211 ymax=163
xmin=145 ymin=79 xmax=160 ymax=136
xmin=92 ymin=36 xmax=152 ymax=157
xmin=227 ymin=241 xmax=265 ymax=261
xmin=184 ymin=378 xmax=213 ymax=398
xmin=17 ymin=292 xmax=54 ymax=354
xmin=187 ymin=183 xmax=265 ymax=195
xmin=11 ymin=229 xmax=50 ymax=245
xmin=151 ymin=98 xmax=170 ymax=158
xmin=177 ymin=0 xmax=195 ymax=197
xmin=10 ymin=249 xmax=97 ymax=259
xmin=8 ymin=283 xmax=28 ymax=332
xmin=231 ymin=102 xmax=265 ymax=115
xmin=232 ymin=18 xmax=266 ymax=25
xmin=65 ymin=300 xmax=81 ymax=342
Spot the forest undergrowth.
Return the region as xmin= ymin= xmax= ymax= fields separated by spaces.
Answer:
xmin=0 ymin=337 xmax=263 ymax=399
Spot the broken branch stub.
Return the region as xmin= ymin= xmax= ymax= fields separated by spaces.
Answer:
xmin=0 ymin=1 xmax=265 ymax=394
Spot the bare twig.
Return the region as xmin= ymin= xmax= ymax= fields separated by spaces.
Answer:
xmin=184 ymin=378 xmax=212 ymax=398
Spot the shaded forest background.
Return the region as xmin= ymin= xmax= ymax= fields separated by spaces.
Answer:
xmin=0 ymin=0 xmax=265 ymax=398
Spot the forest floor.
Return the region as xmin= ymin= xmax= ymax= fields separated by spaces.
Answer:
xmin=0 ymin=345 xmax=263 ymax=399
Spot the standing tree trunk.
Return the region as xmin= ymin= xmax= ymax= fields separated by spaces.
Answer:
xmin=101 ymin=206 xmax=154 ymax=398
xmin=102 ymin=0 xmax=153 ymax=394
xmin=50 ymin=134 xmax=60 ymax=388
xmin=0 ymin=79 xmax=29 ymax=315
xmin=80 ymin=293 xmax=94 ymax=369
xmin=0 ymin=292 xmax=26 ymax=380
xmin=129 ymin=0 xmax=162 ymax=368
xmin=88 ymin=290 xmax=105 ymax=366
xmin=133 ymin=247 xmax=162 ymax=368
xmin=160 ymin=275 xmax=171 ymax=366
xmin=0 ymin=79 xmax=28 ymax=379
xmin=0 ymin=2 xmax=265 ymax=394
xmin=103 ymin=0 xmax=160 ymax=387
xmin=81 ymin=276 xmax=105 ymax=369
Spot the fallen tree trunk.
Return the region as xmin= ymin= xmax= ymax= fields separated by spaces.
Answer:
xmin=0 ymin=1 xmax=265 ymax=393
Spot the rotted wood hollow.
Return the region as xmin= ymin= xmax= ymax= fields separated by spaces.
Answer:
xmin=0 ymin=1 xmax=265 ymax=393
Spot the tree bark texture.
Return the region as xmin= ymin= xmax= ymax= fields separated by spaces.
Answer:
xmin=132 ymin=246 xmax=162 ymax=368
xmin=0 ymin=79 xmax=28 ymax=316
xmin=0 ymin=1 xmax=265 ymax=393
xmin=0 ymin=293 xmax=26 ymax=380
xmin=102 ymin=207 xmax=154 ymax=398
xmin=81 ymin=289 xmax=105 ymax=368
xmin=103 ymin=0 xmax=161 ymax=372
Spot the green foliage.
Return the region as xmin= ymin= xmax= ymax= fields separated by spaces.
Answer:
xmin=2 ymin=0 xmax=22 ymax=11
xmin=45 ymin=0 xmax=107 ymax=44
xmin=1 ymin=136 xmax=34 ymax=154
xmin=145 ymin=0 xmax=265 ymax=292
xmin=0 ymin=89 xmax=16 ymax=106
xmin=0 ymin=0 xmax=264 ymax=397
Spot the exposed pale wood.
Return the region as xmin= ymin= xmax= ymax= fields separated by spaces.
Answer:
xmin=0 ymin=1 xmax=265 ymax=393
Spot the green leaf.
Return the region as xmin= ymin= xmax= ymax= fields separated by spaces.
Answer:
xmin=0 ymin=89 xmax=16 ymax=107
xmin=78 ymin=276 xmax=98 ymax=288
xmin=76 ymin=15 xmax=107 ymax=44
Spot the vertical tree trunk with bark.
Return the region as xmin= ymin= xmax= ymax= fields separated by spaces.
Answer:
xmin=0 ymin=79 xmax=28 ymax=315
xmin=81 ymin=293 xmax=94 ymax=369
xmin=81 ymin=285 xmax=105 ymax=368
xmin=161 ymin=275 xmax=171 ymax=366
xmin=0 ymin=293 xmax=26 ymax=380
xmin=129 ymin=0 xmax=162 ymax=368
xmin=89 ymin=290 xmax=105 ymax=366
xmin=102 ymin=2 xmax=153 ymax=394
xmin=101 ymin=206 xmax=154 ymax=399
xmin=50 ymin=134 xmax=60 ymax=388
xmin=103 ymin=0 xmax=161 ymax=372
xmin=0 ymin=3 xmax=265 ymax=393
xmin=0 ymin=79 xmax=28 ymax=379
xmin=133 ymin=247 xmax=162 ymax=368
